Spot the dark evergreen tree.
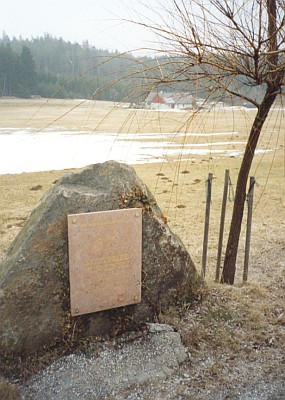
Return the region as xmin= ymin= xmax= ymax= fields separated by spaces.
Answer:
xmin=17 ymin=45 xmax=36 ymax=97
xmin=0 ymin=43 xmax=19 ymax=96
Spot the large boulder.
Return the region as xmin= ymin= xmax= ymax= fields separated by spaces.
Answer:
xmin=0 ymin=161 xmax=201 ymax=358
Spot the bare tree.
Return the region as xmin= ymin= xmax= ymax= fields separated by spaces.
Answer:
xmin=134 ymin=0 xmax=285 ymax=284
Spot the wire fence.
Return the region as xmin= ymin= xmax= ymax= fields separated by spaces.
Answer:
xmin=202 ymin=170 xmax=256 ymax=283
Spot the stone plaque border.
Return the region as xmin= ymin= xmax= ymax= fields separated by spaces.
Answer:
xmin=68 ymin=208 xmax=142 ymax=316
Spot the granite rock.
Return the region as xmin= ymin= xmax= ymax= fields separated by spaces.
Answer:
xmin=0 ymin=161 xmax=200 ymax=357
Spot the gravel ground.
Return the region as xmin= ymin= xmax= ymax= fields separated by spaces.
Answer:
xmin=20 ymin=324 xmax=189 ymax=400
xmin=19 ymin=300 xmax=284 ymax=400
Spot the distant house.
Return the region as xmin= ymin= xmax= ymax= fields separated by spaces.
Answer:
xmin=145 ymin=91 xmax=193 ymax=110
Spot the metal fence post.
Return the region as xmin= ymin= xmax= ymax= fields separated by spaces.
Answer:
xmin=243 ymin=176 xmax=255 ymax=283
xmin=201 ymin=172 xmax=213 ymax=278
xmin=215 ymin=169 xmax=230 ymax=282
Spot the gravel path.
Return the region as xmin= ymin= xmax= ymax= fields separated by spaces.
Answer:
xmin=20 ymin=322 xmax=284 ymax=400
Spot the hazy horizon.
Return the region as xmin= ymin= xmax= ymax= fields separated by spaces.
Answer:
xmin=0 ymin=0 xmax=168 ymax=55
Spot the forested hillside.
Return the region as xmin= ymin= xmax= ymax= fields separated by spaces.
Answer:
xmin=0 ymin=33 xmax=266 ymax=104
xmin=0 ymin=33 xmax=149 ymax=101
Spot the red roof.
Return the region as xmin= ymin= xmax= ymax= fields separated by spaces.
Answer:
xmin=150 ymin=93 xmax=165 ymax=104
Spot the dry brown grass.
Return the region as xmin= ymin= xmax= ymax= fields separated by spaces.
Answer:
xmin=0 ymin=378 xmax=21 ymax=400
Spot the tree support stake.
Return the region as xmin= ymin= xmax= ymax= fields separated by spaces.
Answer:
xmin=215 ymin=169 xmax=230 ymax=282
xmin=243 ymin=176 xmax=255 ymax=283
xmin=201 ymin=172 xmax=213 ymax=278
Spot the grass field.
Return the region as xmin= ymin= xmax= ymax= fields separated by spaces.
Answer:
xmin=0 ymin=98 xmax=284 ymax=397
xmin=0 ymin=98 xmax=283 ymax=273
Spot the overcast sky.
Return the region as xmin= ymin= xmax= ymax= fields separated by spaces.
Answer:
xmin=0 ymin=0 xmax=169 ymax=54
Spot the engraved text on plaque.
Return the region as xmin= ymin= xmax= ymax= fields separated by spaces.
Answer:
xmin=68 ymin=208 xmax=142 ymax=316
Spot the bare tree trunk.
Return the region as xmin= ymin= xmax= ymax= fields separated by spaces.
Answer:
xmin=221 ymin=0 xmax=281 ymax=284
xmin=137 ymin=0 xmax=283 ymax=285
xmin=221 ymin=89 xmax=278 ymax=284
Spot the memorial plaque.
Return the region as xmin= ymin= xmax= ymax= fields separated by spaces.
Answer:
xmin=68 ymin=208 xmax=142 ymax=316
